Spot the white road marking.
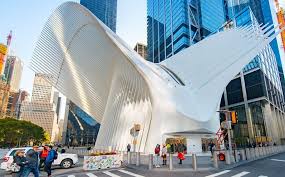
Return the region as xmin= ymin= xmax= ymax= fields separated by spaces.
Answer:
xmin=258 ymin=176 xmax=268 ymax=177
xmin=271 ymin=158 xmax=285 ymax=162
xmin=86 ymin=173 xmax=98 ymax=177
xmin=205 ymin=170 xmax=231 ymax=177
xmin=231 ymin=171 xmax=250 ymax=177
xmin=68 ymin=175 xmax=75 ymax=177
xmin=103 ymin=171 xmax=121 ymax=177
xmin=118 ymin=169 xmax=144 ymax=177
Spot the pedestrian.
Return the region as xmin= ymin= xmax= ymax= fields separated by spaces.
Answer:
xmin=209 ymin=141 xmax=215 ymax=158
xmin=39 ymin=146 xmax=49 ymax=170
xmin=166 ymin=143 xmax=171 ymax=154
xmin=23 ymin=146 xmax=40 ymax=177
xmin=127 ymin=144 xmax=131 ymax=152
xmin=161 ymin=144 xmax=167 ymax=165
xmin=154 ymin=144 xmax=160 ymax=168
xmin=12 ymin=150 xmax=28 ymax=177
xmin=177 ymin=142 xmax=185 ymax=164
xmin=44 ymin=145 xmax=58 ymax=177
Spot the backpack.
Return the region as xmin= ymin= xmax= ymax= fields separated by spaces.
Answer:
xmin=53 ymin=151 xmax=58 ymax=160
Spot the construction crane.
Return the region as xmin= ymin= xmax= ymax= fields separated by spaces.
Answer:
xmin=275 ymin=0 xmax=285 ymax=52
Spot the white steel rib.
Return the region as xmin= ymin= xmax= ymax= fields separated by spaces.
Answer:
xmin=31 ymin=2 xmax=284 ymax=152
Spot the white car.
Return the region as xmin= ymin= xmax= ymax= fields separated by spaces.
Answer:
xmin=1 ymin=147 xmax=78 ymax=171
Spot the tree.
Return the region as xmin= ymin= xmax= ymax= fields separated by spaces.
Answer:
xmin=0 ymin=118 xmax=46 ymax=147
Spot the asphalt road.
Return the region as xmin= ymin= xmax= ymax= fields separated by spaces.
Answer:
xmin=51 ymin=153 xmax=285 ymax=177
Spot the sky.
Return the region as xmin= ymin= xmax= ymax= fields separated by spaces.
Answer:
xmin=0 ymin=0 xmax=147 ymax=94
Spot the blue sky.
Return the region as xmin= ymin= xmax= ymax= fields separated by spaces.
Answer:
xmin=0 ymin=0 xmax=147 ymax=94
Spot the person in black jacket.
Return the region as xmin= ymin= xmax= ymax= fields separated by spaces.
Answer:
xmin=13 ymin=150 xmax=28 ymax=177
xmin=23 ymin=146 xmax=40 ymax=177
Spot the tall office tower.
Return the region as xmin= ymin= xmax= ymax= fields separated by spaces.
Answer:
xmin=226 ymin=0 xmax=285 ymax=98
xmin=147 ymin=0 xmax=285 ymax=146
xmin=134 ymin=43 xmax=147 ymax=59
xmin=20 ymin=74 xmax=59 ymax=142
xmin=6 ymin=90 xmax=28 ymax=118
xmin=80 ymin=0 xmax=117 ymax=32
xmin=220 ymin=7 xmax=285 ymax=146
xmin=31 ymin=73 xmax=53 ymax=103
xmin=3 ymin=55 xmax=23 ymax=92
xmin=147 ymin=0 xmax=225 ymax=62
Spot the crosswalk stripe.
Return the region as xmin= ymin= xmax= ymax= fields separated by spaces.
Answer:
xmin=118 ymin=169 xmax=144 ymax=177
xmin=271 ymin=158 xmax=285 ymax=162
xmin=205 ymin=170 xmax=231 ymax=177
xmin=231 ymin=171 xmax=250 ymax=177
xmin=68 ymin=175 xmax=75 ymax=177
xmin=86 ymin=173 xmax=98 ymax=177
xmin=258 ymin=176 xmax=268 ymax=177
xmin=103 ymin=171 xmax=121 ymax=177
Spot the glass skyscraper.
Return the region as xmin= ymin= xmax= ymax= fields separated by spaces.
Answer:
xmin=80 ymin=0 xmax=117 ymax=32
xmin=226 ymin=0 xmax=285 ymax=98
xmin=147 ymin=0 xmax=285 ymax=146
xmin=147 ymin=0 xmax=225 ymax=63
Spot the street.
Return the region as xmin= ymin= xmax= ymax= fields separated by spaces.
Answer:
xmin=50 ymin=153 xmax=285 ymax=177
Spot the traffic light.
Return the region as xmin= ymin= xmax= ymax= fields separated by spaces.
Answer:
xmin=231 ymin=111 xmax=238 ymax=124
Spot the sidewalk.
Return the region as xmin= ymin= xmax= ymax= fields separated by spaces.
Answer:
xmin=125 ymin=146 xmax=285 ymax=172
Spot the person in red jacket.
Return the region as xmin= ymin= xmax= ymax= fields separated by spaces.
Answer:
xmin=39 ymin=146 xmax=49 ymax=170
xmin=154 ymin=144 xmax=161 ymax=168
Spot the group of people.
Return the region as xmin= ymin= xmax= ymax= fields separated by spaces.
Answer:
xmin=12 ymin=145 xmax=57 ymax=177
xmin=153 ymin=142 xmax=187 ymax=168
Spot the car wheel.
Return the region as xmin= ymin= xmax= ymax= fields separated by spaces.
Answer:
xmin=60 ymin=159 xmax=73 ymax=169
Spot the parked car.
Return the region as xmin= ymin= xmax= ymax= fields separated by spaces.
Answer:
xmin=0 ymin=147 xmax=78 ymax=171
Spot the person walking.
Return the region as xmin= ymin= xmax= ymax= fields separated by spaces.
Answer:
xmin=127 ymin=144 xmax=131 ymax=152
xmin=23 ymin=146 xmax=40 ymax=177
xmin=154 ymin=144 xmax=160 ymax=168
xmin=161 ymin=144 xmax=167 ymax=165
xmin=44 ymin=146 xmax=58 ymax=177
xmin=209 ymin=141 xmax=215 ymax=158
xmin=177 ymin=142 xmax=185 ymax=164
xmin=39 ymin=146 xmax=49 ymax=170
xmin=12 ymin=150 xmax=28 ymax=177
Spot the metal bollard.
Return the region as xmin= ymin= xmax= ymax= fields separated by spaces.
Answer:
xmin=263 ymin=147 xmax=267 ymax=156
xmin=250 ymin=148 xmax=255 ymax=159
xmin=259 ymin=147 xmax=263 ymax=157
xmin=255 ymin=148 xmax=259 ymax=158
xmin=136 ymin=152 xmax=140 ymax=166
xmin=234 ymin=149 xmax=239 ymax=163
xmin=169 ymin=153 xmax=173 ymax=170
xmin=213 ymin=151 xmax=218 ymax=168
xmin=127 ymin=151 xmax=131 ymax=164
xmin=245 ymin=148 xmax=251 ymax=160
xmin=225 ymin=150 xmax=231 ymax=165
xmin=241 ymin=149 xmax=246 ymax=161
xmin=192 ymin=154 xmax=197 ymax=171
xmin=148 ymin=154 xmax=153 ymax=170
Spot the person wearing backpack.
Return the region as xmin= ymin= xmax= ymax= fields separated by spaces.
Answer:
xmin=44 ymin=145 xmax=58 ymax=177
